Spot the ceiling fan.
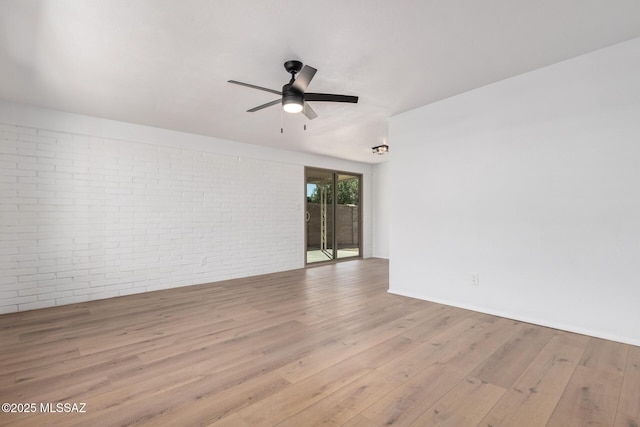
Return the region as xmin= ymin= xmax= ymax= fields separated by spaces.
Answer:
xmin=228 ymin=60 xmax=358 ymax=120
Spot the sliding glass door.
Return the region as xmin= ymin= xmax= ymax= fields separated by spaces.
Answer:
xmin=335 ymin=173 xmax=360 ymax=259
xmin=305 ymin=168 xmax=361 ymax=264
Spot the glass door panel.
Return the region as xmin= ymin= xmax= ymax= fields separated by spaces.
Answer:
xmin=306 ymin=169 xmax=334 ymax=263
xmin=306 ymin=168 xmax=361 ymax=264
xmin=336 ymin=174 xmax=360 ymax=259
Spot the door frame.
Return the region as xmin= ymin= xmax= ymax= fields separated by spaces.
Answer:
xmin=304 ymin=166 xmax=363 ymax=266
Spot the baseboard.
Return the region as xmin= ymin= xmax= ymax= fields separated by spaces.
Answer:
xmin=388 ymin=288 xmax=640 ymax=347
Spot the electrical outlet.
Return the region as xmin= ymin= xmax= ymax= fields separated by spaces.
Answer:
xmin=471 ymin=273 xmax=480 ymax=286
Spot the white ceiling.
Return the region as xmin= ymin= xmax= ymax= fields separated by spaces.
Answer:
xmin=1 ymin=1 xmax=640 ymax=163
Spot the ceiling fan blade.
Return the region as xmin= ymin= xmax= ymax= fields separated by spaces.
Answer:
xmin=247 ymin=99 xmax=281 ymax=112
xmin=305 ymin=93 xmax=358 ymax=103
xmin=228 ymin=80 xmax=282 ymax=95
xmin=291 ymin=65 xmax=317 ymax=92
xmin=302 ymin=103 xmax=318 ymax=120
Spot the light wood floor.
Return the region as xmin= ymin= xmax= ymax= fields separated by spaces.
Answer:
xmin=0 ymin=259 xmax=638 ymax=426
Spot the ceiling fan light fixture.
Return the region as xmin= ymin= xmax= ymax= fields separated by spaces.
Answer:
xmin=283 ymin=99 xmax=303 ymax=113
xmin=282 ymin=88 xmax=304 ymax=114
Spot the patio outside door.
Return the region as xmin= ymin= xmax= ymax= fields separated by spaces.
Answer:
xmin=305 ymin=168 xmax=361 ymax=264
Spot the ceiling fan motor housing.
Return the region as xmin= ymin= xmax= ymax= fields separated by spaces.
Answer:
xmin=282 ymin=83 xmax=304 ymax=112
xmin=283 ymin=60 xmax=303 ymax=75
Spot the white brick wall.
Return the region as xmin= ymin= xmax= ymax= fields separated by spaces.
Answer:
xmin=0 ymin=123 xmax=304 ymax=313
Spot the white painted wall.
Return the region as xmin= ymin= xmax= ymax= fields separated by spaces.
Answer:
xmin=389 ymin=37 xmax=640 ymax=346
xmin=372 ymin=160 xmax=389 ymax=258
xmin=0 ymin=101 xmax=373 ymax=313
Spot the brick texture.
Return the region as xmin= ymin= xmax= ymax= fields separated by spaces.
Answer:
xmin=0 ymin=123 xmax=303 ymax=313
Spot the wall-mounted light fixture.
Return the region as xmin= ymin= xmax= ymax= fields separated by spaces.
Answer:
xmin=372 ymin=144 xmax=389 ymax=155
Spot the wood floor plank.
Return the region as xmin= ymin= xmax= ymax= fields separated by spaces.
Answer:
xmin=434 ymin=318 xmax=523 ymax=372
xmin=0 ymin=259 xmax=637 ymax=426
xmin=65 ymin=371 xmax=207 ymax=425
xmin=615 ymin=345 xmax=640 ymax=427
xmin=409 ymin=376 xmax=506 ymax=426
xmin=360 ymin=364 xmax=468 ymax=426
xmin=401 ymin=305 xmax=471 ymax=343
xmin=275 ymin=370 xmax=402 ymax=427
xmin=348 ymin=334 xmax=418 ymax=369
xmin=235 ymin=334 xmax=419 ymax=426
xmin=130 ymin=371 xmax=291 ymax=427
xmin=377 ymin=317 xmax=494 ymax=382
xmin=207 ymin=413 xmax=251 ymax=427
xmin=236 ymin=358 xmax=371 ymax=426
xmin=275 ymin=304 xmax=438 ymax=383
xmin=471 ymin=323 xmax=556 ymax=389
xmin=547 ymin=338 xmax=628 ymax=427
xmin=480 ymin=331 xmax=589 ymax=427
xmin=340 ymin=414 xmax=381 ymax=427
xmin=103 ymin=320 xmax=309 ymax=389
xmin=4 ymin=355 xmax=143 ymax=401
xmin=361 ymin=319 xmax=521 ymax=426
